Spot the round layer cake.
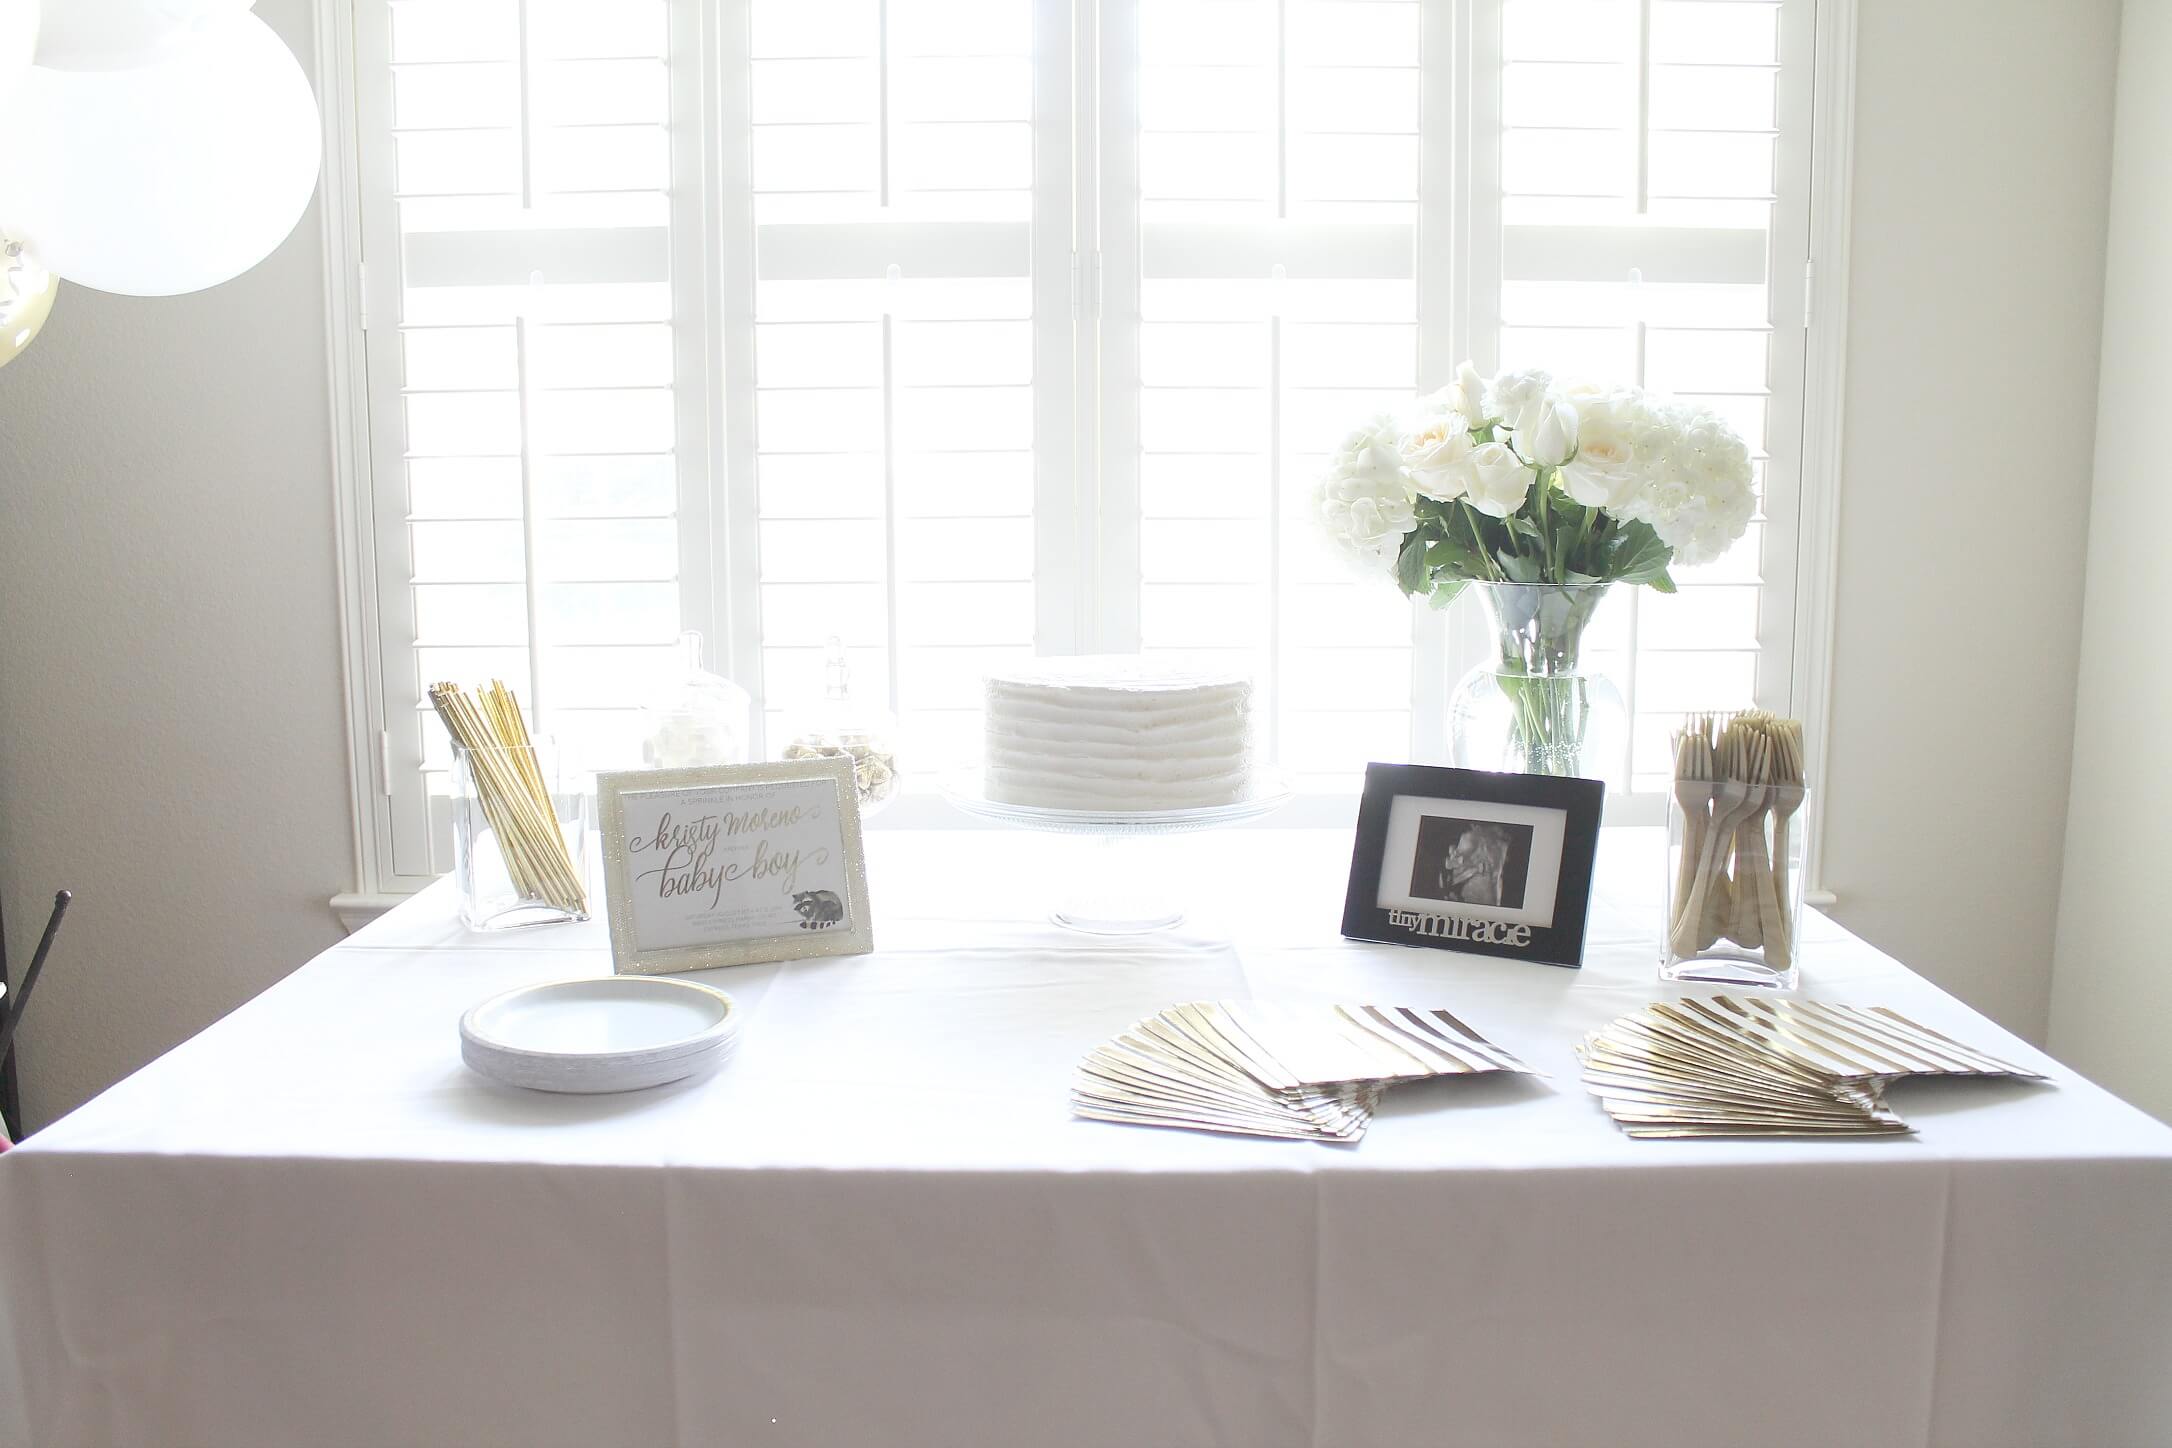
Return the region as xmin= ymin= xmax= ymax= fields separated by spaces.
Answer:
xmin=982 ymin=655 xmax=1257 ymax=811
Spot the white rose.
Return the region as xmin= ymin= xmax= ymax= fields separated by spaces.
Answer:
xmin=1314 ymin=416 xmax=1418 ymax=573
xmin=1461 ymin=439 xmax=1535 ymax=518
xmin=1488 ymin=368 xmax=1554 ymax=439
xmin=1556 ymin=388 xmax=1650 ymax=510
xmin=1489 ymin=367 xmax=1579 ymax=466
xmin=1397 ymin=401 xmax=1476 ymax=502
xmin=1519 ymin=395 xmax=1579 ymax=467
xmin=1448 ymin=360 xmax=1490 ymax=423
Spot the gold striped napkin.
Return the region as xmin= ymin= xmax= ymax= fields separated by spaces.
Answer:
xmin=1074 ymin=1002 xmax=1533 ymax=1143
xmin=1578 ymin=996 xmax=2042 ymax=1139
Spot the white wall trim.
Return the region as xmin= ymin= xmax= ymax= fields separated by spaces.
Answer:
xmin=1791 ymin=0 xmax=1858 ymax=901
xmin=313 ymin=0 xmax=393 ymax=901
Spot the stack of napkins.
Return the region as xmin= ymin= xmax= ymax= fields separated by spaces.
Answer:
xmin=1578 ymin=995 xmax=2040 ymax=1139
xmin=1074 ymin=1002 xmax=1533 ymax=1142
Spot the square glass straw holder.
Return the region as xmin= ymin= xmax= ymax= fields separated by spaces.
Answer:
xmin=451 ymin=737 xmax=591 ymax=931
xmin=1661 ymin=783 xmax=1809 ymax=991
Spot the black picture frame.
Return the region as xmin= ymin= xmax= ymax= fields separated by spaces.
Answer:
xmin=1342 ymin=763 xmax=1605 ymax=969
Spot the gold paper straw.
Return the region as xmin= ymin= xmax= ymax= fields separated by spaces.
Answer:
xmin=428 ymin=680 xmax=587 ymax=913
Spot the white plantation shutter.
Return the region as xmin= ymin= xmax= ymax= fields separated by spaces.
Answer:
xmin=1101 ymin=0 xmax=1808 ymax=796
xmin=342 ymin=0 xmax=1817 ymax=887
xmin=355 ymin=0 xmax=713 ymax=882
xmin=1103 ymin=0 xmax=1427 ymax=790
xmin=730 ymin=0 xmax=1073 ymax=781
xmin=1480 ymin=0 xmax=1811 ymax=797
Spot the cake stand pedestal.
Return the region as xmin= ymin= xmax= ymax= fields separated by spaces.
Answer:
xmin=940 ymin=776 xmax=1294 ymax=935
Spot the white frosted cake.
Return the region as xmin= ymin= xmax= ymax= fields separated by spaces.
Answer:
xmin=982 ymin=656 xmax=1257 ymax=811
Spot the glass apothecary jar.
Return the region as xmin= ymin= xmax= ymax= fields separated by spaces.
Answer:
xmin=1661 ymin=782 xmax=1809 ymax=991
xmin=641 ymin=631 xmax=753 ymax=770
xmin=779 ymin=637 xmax=900 ymax=817
xmin=451 ymin=736 xmax=591 ymax=930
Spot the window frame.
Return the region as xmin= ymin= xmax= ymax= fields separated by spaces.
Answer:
xmin=317 ymin=0 xmax=1858 ymax=902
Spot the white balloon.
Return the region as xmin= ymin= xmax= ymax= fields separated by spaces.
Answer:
xmin=0 ymin=12 xmax=319 ymax=297
xmin=35 ymin=0 xmax=252 ymax=72
xmin=0 ymin=240 xmax=57 ymax=367
xmin=0 ymin=0 xmax=37 ymax=104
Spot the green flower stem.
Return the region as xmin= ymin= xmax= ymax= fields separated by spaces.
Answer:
xmin=1459 ymin=502 xmax=1506 ymax=581
xmin=1497 ymin=671 xmax=1592 ymax=777
xmin=1410 ymin=484 xmax=1669 ymax=597
xmin=1533 ymin=469 xmax=1555 ymax=576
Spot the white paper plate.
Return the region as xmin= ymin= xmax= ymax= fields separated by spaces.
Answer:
xmin=460 ymin=976 xmax=739 ymax=1094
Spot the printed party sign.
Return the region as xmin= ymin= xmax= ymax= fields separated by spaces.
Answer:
xmin=597 ymin=759 xmax=872 ymax=974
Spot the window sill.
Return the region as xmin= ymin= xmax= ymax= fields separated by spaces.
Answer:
xmin=330 ymin=892 xmax=409 ymax=933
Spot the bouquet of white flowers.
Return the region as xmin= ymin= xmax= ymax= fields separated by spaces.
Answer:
xmin=1315 ymin=363 xmax=1757 ymax=778
xmin=1314 ymin=361 xmax=1756 ymax=606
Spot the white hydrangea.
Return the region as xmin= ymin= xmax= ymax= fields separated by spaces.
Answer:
xmin=1314 ymin=416 xmax=1417 ymax=573
xmin=1608 ymin=400 xmax=1757 ymax=566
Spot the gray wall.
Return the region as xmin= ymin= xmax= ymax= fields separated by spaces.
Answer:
xmin=0 ymin=0 xmax=2136 ymax=1128
xmin=2051 ymin=0 xmax=2172 ymax=1120
xmin=0 ymin=0 xmax=351 ymax=1130
xmin=1819 ymin=0 xmax=2118 ymax=1039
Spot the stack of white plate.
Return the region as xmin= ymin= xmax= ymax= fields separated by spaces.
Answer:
xmin=459 ymin=976 xmax=740 ymax=1094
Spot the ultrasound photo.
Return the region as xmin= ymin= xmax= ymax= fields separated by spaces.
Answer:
xmin=1408 ymin=816 xmax=1536 ymax=910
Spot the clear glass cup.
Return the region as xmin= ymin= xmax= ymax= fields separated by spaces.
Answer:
xmin=451 ymin=736 xmax=591 ymax=930
xmin=1661 ymin=782 xmax=1809 ymax=990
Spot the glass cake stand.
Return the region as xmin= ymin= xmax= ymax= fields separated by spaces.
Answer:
xmin=941 ymin=773 xmax=1294 ymax=935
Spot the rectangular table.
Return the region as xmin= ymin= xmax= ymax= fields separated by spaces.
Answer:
xmin=4 ymin=829 xmax=2169 ymax=1448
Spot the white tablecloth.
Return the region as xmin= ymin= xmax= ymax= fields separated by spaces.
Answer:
xmin=3 ymin=829 xmax=2169 ymax=1448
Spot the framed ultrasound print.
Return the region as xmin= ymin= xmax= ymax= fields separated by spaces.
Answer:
xmin=1341 ymin=764 xmax=1604 ymax=969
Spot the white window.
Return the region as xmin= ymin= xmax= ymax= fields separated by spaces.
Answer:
xmin=337 ymin=0 xmax=1820 ymax=890
xmin=1486 ymin=0 xmax=1812 ymax=795
xmin=730 ymin=0 xmax=1067 ymax=791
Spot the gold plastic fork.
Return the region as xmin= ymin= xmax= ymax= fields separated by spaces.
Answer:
xmin=1667 ymin=714 xmax=1716 ymax=940
xmin=1672 ymin=728 xmax=1749 ymax=960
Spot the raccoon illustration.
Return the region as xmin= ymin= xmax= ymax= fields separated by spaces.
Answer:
xmin=792 ymin=889 xmax=845 ymax=929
